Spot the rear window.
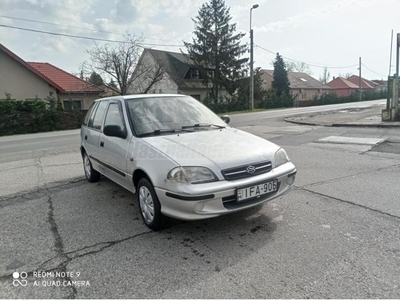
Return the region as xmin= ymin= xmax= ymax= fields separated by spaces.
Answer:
xmin=83 ymin=102 xmax=96 ymax=126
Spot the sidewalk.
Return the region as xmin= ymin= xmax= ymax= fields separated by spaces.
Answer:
xmin=285 ymin=104 xmax=400 ymax=128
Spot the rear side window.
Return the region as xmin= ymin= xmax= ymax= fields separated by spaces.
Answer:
xmin=83 ymin=102 xmax=96 ymax=126
xmin=92 ymin=101 xmax=109 ymax=130
xmin=88 ymin=102 xmax=99 ymax=128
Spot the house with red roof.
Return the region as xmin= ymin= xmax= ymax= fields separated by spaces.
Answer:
xmin=346 ymin=75 xmax=377 ymax=90
xmin=326 ymin=77 xmax=360 ymax=97
xmin=260 ymin=69 xmax=331 ymax=105
xmin=0 ymin=44 xmax=104 ymax=110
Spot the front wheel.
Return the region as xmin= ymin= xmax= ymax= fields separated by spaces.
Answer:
xmin=136 ymin=178 xmax=168 ymax=231
xmin=83 ymin=152 xmax=100 ymax=183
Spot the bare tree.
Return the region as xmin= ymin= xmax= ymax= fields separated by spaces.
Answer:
xmin=81 ymin=34 xmax=165 ymax=95
xmin=286 ymin=61 xmax=312 ymax=75
xmin=319 ymin=66 xmax=331 ymax=84
xmin=338 ymin=72 xmax=352 ymax=79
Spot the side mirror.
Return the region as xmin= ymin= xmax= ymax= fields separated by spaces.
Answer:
xmin=220 ymin=115 xmax=230 ymax=124
xmin=103 ymin=125 xmax=127 ymax=139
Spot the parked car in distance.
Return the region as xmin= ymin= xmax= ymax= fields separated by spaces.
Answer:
xmin=80 ymin=94 xmax=297 ymax=230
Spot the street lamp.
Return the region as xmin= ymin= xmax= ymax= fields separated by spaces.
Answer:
xmin=250 ymin=4 xmax=259 ymax=110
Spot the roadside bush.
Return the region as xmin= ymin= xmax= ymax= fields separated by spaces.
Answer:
xmin=257 ymin=90 xmax=294 ymax=109
xmin=203 ymin=94 xmax=248 ymax=114
xmin=312 ymin=89 xmax=386 ymax=106
xmin=203 ymin=89 xmax=295 ymax=114
xmin=0 ymin=94 xmax=84 ymax=136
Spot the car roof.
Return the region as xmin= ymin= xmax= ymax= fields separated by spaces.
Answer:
xmin=94 ymin=94 xmax=187 ymax=102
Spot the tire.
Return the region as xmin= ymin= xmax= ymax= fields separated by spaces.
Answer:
xmin=83 ymin=152 xmax=100 ymax=183
xmin=136 ymin=178 xmax=167 ymax=231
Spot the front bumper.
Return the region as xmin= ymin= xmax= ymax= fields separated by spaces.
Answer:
xmin=155 ymin=162 xmax=296 ymax=221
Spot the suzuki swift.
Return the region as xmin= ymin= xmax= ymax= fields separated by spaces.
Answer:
xmin=80 ymin=94 xmax=296 ymax=230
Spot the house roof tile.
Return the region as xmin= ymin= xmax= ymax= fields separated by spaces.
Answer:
xmin=261 ymin=69 xmax=330 ymax=89
xmin=27 ymin=62 xmax=104 ymax=93
xmin=347 ymin=75 xmax=376 ymax=89
xmin=327 ymin=77 xmax=359 ymax=89
xmin=146 ymin=49 xmax=210 ymax=89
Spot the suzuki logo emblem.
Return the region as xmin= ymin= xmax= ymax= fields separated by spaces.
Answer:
xmin=246 ymin=165 xmax=256 ymax=174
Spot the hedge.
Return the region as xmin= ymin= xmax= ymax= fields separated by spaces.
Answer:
xmin=0 ymin=99 xmax=85 ymax=136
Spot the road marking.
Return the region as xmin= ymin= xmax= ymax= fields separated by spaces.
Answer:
xmin=315 ymin=136 xmax=385 ymax=146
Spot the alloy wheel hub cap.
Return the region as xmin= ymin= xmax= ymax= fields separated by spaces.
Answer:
xmin=84 ymin=155 xmax=91 ymax=177
xmin=139 ymin=186 xmax=154 ymax=223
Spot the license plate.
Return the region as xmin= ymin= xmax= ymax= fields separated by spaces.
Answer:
xmin=237 ymin=180 xmax=278 ymax=201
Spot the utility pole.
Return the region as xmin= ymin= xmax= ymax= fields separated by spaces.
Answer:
xmin=394 ymin=33 xmax=400 ymax=119
xmin=358 ymin=57 xmax=362 ymax=101
xmin=250 ymin=29 xmax=254 ymax=110
xmin=249 ymin=4 xmax=258 ymax=110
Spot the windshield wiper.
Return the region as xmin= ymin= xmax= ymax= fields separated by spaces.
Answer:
xmin=138 ymin=128 xmax=194 ymax=137
xmin=182 ymin=123 xmax=226 ymax=129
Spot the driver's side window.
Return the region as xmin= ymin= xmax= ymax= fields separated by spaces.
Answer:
xmin=104 ymin=103 xmax=125 ymax=130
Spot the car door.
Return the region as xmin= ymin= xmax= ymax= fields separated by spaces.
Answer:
xmin=97 ymin=101 xmax=130 ymax=189
xmin=84 ymin=100 xmax=109 ymax=173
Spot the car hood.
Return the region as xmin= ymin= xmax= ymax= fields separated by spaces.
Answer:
xmin=143 ymin=127 xmax=280 ymax=172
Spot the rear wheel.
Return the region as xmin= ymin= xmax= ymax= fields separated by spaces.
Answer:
xmin=83 ymin=152 xmax=100 ymax=183
xmin=136 ymin=178 xmax=167 ymax=231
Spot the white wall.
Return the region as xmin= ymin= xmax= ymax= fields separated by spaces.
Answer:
xmin=128 ymin=50 xmax=178 ymax=95
xmin=0 ymin=50 xmax=57 ymax=100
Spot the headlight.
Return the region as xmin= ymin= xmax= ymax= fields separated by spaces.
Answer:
xmin=167 ymin=167 xmax=218 ymax=184
xmin=275 ymin=148 xmax=290 ymax=168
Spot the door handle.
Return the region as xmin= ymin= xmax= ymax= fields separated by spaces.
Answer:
xmin=100 ymin=141 xmax=104 ymax=147
xmin=85 ymin=135 xmax=87 ymax=140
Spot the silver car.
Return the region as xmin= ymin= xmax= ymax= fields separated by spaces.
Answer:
xmin=80 ymin=94 xmax=296 ymax=230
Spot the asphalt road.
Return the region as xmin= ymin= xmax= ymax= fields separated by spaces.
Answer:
xmin=1 ymin=99 xmax=400 ymax=299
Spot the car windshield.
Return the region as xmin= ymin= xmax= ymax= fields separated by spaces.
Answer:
xmin=125 ymin=96 xmax=227 ymax=136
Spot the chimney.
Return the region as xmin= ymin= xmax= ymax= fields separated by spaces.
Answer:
xmin=333 ymin=76 xmax=336 ymax=80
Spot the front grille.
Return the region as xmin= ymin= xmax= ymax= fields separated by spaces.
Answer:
xmin=221 ymin=161 xmax=272 ymax=181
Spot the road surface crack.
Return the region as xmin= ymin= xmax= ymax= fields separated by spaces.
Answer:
xmin=300 ymin=163 xmax=400 ymax=188
xmin=46 ymin=195 xmax=77 ymax=299
xmin=0 ymin=177 xmax=86 ymax=208
xmin=300 ymin=187 xmax=400 ymax=220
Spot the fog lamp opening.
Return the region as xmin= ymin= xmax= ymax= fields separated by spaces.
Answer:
xmin=287 ymin=175 xmax=295 ymax=185
xmin=194 ymin=202 xmax=205 ymax=212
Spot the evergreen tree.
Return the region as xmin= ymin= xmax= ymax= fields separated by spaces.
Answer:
xmin=272 ymin=53 xmax=290 ymax=96
xmin=184 ymin=0 xmax=248 ymax=103
xmin=88 ymin=72 xmax=104 ymax=86
xmin=236 ymin=68 xmax=266 ymax=109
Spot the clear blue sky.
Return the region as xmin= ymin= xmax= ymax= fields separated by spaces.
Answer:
xmin=1 ymin=0 xmax=399 ymax=81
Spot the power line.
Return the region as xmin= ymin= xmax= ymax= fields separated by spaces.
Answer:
xmin=0 ymin=15 xmax=122 ymax=36
xmin=361 ymin=63 xmax=386 ymax=77
xmin=1 ymin=22 xmax=380 ymax=74
xmin=0 ymin=24 xmax=184 ymax=47
xmin=255 ymin=44 xmax=358 ymax=69
xmin=0 ymin=15 xmax=176 ymax=43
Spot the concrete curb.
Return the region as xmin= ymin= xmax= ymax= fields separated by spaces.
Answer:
xmin=284 ymin=118 xmax=400 ymax=128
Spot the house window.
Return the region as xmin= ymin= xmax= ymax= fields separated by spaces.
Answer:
xmin=191 ymin=69 xmax=200 ymax=79
xmin=63 ymin=99 xmax=82 ymax=111
xmin=190 ymin=95 xmax=201 ymax=101
xmin=207 ymin=70 xmax=214 ymax=78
